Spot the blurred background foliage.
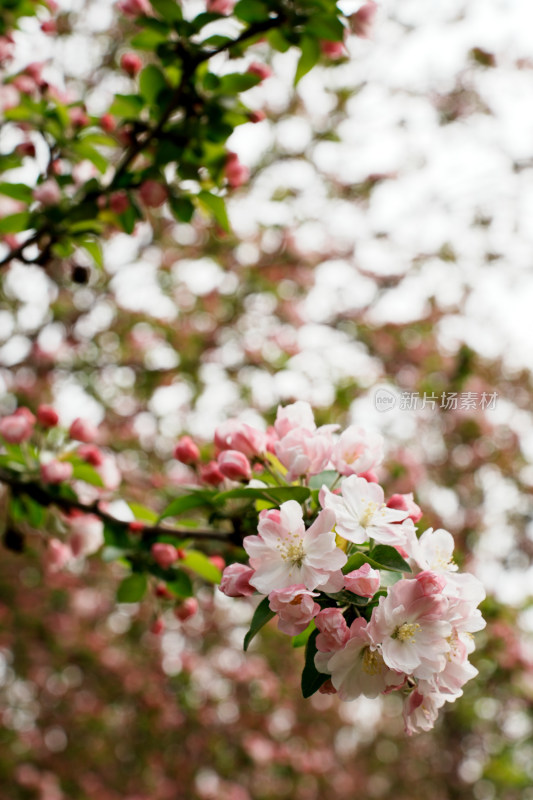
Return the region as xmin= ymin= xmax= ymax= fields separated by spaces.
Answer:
xmin=1 ymin=0 xmax=533 ymax=798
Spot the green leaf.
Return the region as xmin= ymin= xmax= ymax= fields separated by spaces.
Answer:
xmin=130 ymin=29 xmax=168 ymax=49
xmin=295 ymin=35 xmax=320 ymax=85
xmin=0 ymin=212 xmax=31 ymax=234
xmin=309 ymin=470 xmax=338 ymax=490
xmin=243 ymin=596 xmax=275 ymax=651
xmin=139 ymin=64 xmax=167 ymax=105
xmin=71 ymin=141 xmax=108 ymax=173
xmin=109 ymin=94 xmax=144 ymax=118
xmin=181 ymin=550 xmax=221 ymax=584
xmin=267 ymin=28 xmax=290 ymax=52
xmin=150 ymin=0 xmax=182 ymax=22
xmin=214 ymin=486 xmax=311 ymax=506
xmin=219 ymin=73 xmax=261 ymax=94
xmin=70 ymin=462 xmax=104 ymax=487
xmin=169 ymin=195 xmax=194 ymax=223
xmin=128 ymin=502 xmax=159 ymax=524
xmin=165 ymin=569 xmax=193 ymax=598
xmin=305 ymin=14 xmax=345 ymax=41
xmin=292 ymin=619 xmax=315 ymax=648
xmin=158 ymin=491 xmax=217 ymax=521
xmin=0 ymin=182 xmax=32 ymax=204
xmin=102 ymin=546 xmax=129 ymax=562
xmin=301 ymin=629 xmax=329 ymax=698
xmin=117 ymin=573 xmax=147 ymax=602
xmin=234 ymin=0 xmax=267 ymax=22
xmin=78 ymin=132 xmax=117 ymax=148
xmin=343 ymin=545 xmax=411 ymax=575
xmin=197 ymin=191 xmax=230 ymax=232
xmin=80 ymin=239 xmax=104 ymax=269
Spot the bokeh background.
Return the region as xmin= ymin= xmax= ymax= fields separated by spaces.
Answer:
xmin=1 ymin=0 xmax=533 ymax=798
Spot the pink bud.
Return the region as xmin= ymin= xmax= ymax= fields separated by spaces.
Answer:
xmin=37 ymin=404 xmax=59 ymax=427
xmin=129 ymin=520 xmax=145 ymax=534
xmin=25 ymin=62 xmax=45 ymax=82
xmin=77 ymin=444 xmax=104 ymax=467
xmin=217 ymin=450 xmax=252 ymax=481
xmin=100 ymin=113 xmax=116 ymax=132
xmin=13 ymin=75 xmax=37 ymax=94
xmin=69 ymin=417 xmax=99 ymax=443
xmin=200 ymin=461 xmax=225 ymax=486
xmin=41 ymin=460 xmax=73 ymax=484
xmin=320 ymin=39 xmax=346 ymax=59
xmin=210 ymin=555 xmax=225 ymax=571
xmin=118 ymin=0 xmax=152 ymax=15
xmin=150 ymin=617 xmax=164 ymax=634
xmin=225 ymin=152 xmax=249 ymax=189
xmin=214 ymin=420 xmax=265 ymax=458
xmin=344 ymin=563 xmax=380 ymax=598
xmin=0 ymin=413 xmax=33 ymax=443
xmin=120 ymin=52 xmax=143 ymax=77
xmin=33 ymin=180 xmax=61 ymax=206
xmin=41 ymin=20 xmax=57 ymax=34
xmin=15 ymin=141 xmax=36 ymax=158
xmin=350 ymin=1 xmax=377 ymax=39
xmin=248 ymin=110 xmax=266 ymax=124
xmin=69 ymin=107 xmax=89 ymax=128
xmin=358 ymin=469 xmax=379 ymax=483
xmin=155 ymin=583 xmax=173 ymax=598
xmin=138 ymin=179 xmax=167 ymax=208
xmin=15 ymin=407 xmax=36 ymax=425
xmin=219 ymin=563 xmax=255 ymax=597
xmin=247 ymin=62 xmax=272 ymax=81
xmin=206 ymin=0 xmax=234 ymax=14
xmin=151 ymin=542 xmax=179 ymax=570
xmin=175 ymin=598 xmax=198 ymax=621
xmin=174 ymin=435 xmax=200 ymax=465
xmin=318 ymin=679 xmax=337 ymax=695
xmin=109 ymin=190 xmax=130 ymax=215
xmin=386 ymin=492 xmax=423 ymax=523
xmin=259 ymin=508 xmax=281 ymax=524
xmin=315 ymin=608 xmax=350 ymax=652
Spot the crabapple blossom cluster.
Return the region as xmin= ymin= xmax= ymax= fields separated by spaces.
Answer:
xmin=216 ymin=402 xmax=486 ymax=735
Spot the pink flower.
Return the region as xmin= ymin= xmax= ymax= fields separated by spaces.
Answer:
xmin=320 ymin=40 xmax=346 ymax=59
xmin=69 ymin=107 xmax=89 ymax=128
xmin=320 ymin=618 xmax=405 ymax=700
xmin=34 ymin=180 xmax=62 ymax=206
xmin=386 ymin=492 xmax=423 ymax=523
xmin=403 ymin=689 xmax=445 ymax=735
xmin=344 ymin=563 xmax=380 ymax=598
xmin=247 ymin=62 xmax=272 ymax=81
xmin=243 ymin=500 xmax=346 ymax=593
xmin=175 ymin=597 xmax=198 ymax=621
xmin=45 ymin=538 xmax=72 ymax=572
xmin=332 ymin=425 xmax=384 ymax=476
xmin=368 ymin=577 xmax=451 ymax=677
xmin=15 ymin=407 xmax=36 ymax=425
xmin=151 ymin=542 xmax=179 ymax=569
xmin=68 ymin=514 xmax=104 ymax=557
xmin=40 ymin=460 xmax=73 ymax=484
xmin=0 ymin=85 xmax=19 ymax=111
xmin=217 ymin=450 xmax=252 ymax=481
xmin=0 ymin=36 xmax=14 ymax=64
xmin=274 ymin=401 xmax=316 ymax=438
xmin=77 ymin=444 xmax=105 ymax=467
xmin=0 ymin=413 xmax=33 ymax=443
xmin=37 ymin=404 xmax=59 ymax=427
xmin=321 ymin=476 xmax=410 ymax=547
xmin=268 ymin=584 xmax=320 ymax=636
xmin=69 ymin=417 xmax=99 ymax=443
xmin=139 ymin=180 xmax=167 ymax=208
xmin=97 ymin=454 xmax=121 ymax=490
xmin=200 ymin=461 xmax=225 ymax=486
xmin=219 ymin=563 xmax=256 ymax=597
xmin=118 ymin=0 xmax=152 ymax=15
xmin=350 ymin=1 xmax=378 ymax=39
xmin=207 ymin=0 xmax=234 ymax=14
xmin=120 ymin=52 xmax=143 ymax=76
xmin=100 ymin=113 xmax=116 ymax=132
xmin=174 ymin=436 xmax=200 ymax=464
xmin=315 ymin=608 xmax=350 ymax=652
xmin=214 ymin=420 xmax=266 ymax=458
xmin=275 ymin=427 xmax=334 ymax=482
xmin=225 ymin=152 xmax=250 ymax=189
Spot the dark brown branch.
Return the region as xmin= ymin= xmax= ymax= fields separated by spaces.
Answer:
xmin=0 ymin=469 xmax=239 ymax=545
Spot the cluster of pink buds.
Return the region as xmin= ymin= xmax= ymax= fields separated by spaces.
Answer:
xmin=217 ymin=402 xmax=486 ymax=734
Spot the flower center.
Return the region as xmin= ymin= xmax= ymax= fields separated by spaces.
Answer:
xmin=394 ymin=622 xmax=421 ymax=643
xmin=359 ymin=500 xmax=383 ymax=528
xmin=434 ymin=546 xmax=456 ymax=571
xmin=277 ymin=533 xmax=305 ymax=568
xmin=361 ymin=647 xmax=385 ymax=676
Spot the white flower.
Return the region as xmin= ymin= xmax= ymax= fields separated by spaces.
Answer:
xmin=321 ymin=475 xmax=409 ymax=546
xmin=411 ymin=527 xmax=458 ymax=574
xmin=243 ymin=500 xmax=347 ymax=593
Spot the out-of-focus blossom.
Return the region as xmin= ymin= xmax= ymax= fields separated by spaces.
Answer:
xmin=68 ymin=513 xmax=104 ymax=557
xmin=41 ymin=460 xmax=73 ymax=484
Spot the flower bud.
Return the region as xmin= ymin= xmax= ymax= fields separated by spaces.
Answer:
xmin=41 ymin=19 xmax=57 ymax=34
xmin=207 ymin=0 xmax=234 ymax=13
xmin=248 ymin=110 xmax=266 ymax=124
xmin=174 ymin=435 xmax=200 ymax=465
xmin=33 ymin=180 xmax=61 ymax=206
xmin=150 ymin=618 xmax=164 ymax=635
xmin=175 ymin=597 xmax=198 ymax=621
xmin=77 ymin=444 xmax=105 ymax=467
xmin=139 ymin=179 xmax=167 ymax=208
xmin=214 ymin=420 xmax=265 ymax=458
xmin=120 ymin=52 xmax=142 ymax=76
xmin=151 ymin=542 xmax=179 ymax=570
xmin=350 ymin=1 xmax=377 ymax=39
xmin=100 ymin=113 xmax=116 ymax=133
xmin=320 ymin=40 xmax=346 ymax=59
xmin=129 ymin=520 xmax=145 ymax=534
xmin=15 ymin=141 xmax=36 ymax=158
xmin=217 ymin=450 xmax=252 ymax=481
xmin=344 ymin=563 xmax=380 ymax=598
xmin=41 ymin=460 xmax=73 ymax=484
xmin=69 ymin=417 xmax=99 ymax=443
xmin=37 ymin=404 xmax=59 ymax=427
xmin=0 ymin=413 xmax=33 ymax=443
xmin=387 ymin=492 xmax=423 ymax=523
xmin=118 ymin=0 xmax=152 ymax=15
xmin=200 ymin=461 xmax=225 ymax=486
xmin=210 ymin=555 xmax=225 ymax=572
xmin=219 ymin=563 xmax=255 ymax=597
xmin=224 ymin=152 xmax=249 ymax=189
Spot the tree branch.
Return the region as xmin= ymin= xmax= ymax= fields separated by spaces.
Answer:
xmin=0 ymin=469 xmax=241 ymax=545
